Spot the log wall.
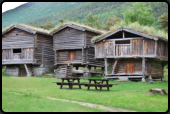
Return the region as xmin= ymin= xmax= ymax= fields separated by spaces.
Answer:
xmin=157 ymin=41 xmax=168 ymax=59
xmin=53 ymin=27 xmax=85 ymax=50
xmin=132 ymin=39 xmax=143 ymax=55
xmin=2 ymin=28 xmax=35 ymax=49
xmin=144 ymin=39 xmax=155 ymax=55
xmin=2 ymin=48 xmax=34 ymax=60
xmin=56 ymin=50 xmax=82 ymax=64
xmin=85 ymin=31 xmax=99 ymax=47
xmin=95 ymin=41 xmax=104 ymax=57
xmin=34 ymin=34 xmax=54 ymax=65
xmin=87 ymin=47 xmax=104 ymax=67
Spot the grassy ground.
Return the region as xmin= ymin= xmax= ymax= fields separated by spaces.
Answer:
xmin=2 ymin=68 xmax=168 ymax=112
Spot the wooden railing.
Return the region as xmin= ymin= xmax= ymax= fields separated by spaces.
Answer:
xmin=115 ymin=45 xmax=131 ymax=56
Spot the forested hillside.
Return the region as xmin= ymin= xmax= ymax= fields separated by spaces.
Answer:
xmin=2 ymin=2 xmax=87 ymax=28
xmin=2 ymin=2 xmax=168 ymax=30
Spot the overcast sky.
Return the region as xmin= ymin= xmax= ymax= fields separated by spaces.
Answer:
xmin=2 ymin=2 xmax=28 ymax=13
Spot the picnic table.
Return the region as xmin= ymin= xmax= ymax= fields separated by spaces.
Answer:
xmin=52 ymin=78 xmax=86 ymax=89
xmin=84 ymin=79 xmax=117 ymax=91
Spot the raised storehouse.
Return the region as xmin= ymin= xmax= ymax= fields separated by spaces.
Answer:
xmin=51 ymin=23 xmax=105 ymax=78
xmin=2 ymin=24 xmax=54 ymax=77
xmin=92 ymin=26 xmax=168 ymax=81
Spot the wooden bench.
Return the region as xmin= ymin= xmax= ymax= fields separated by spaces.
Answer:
xmin=84 ymin=79 xmax=118 ymax=91
xmin=53 ymin=81 xmax=87 ymax=89
xmin=84 ymin=84 xmax=117 ymax=91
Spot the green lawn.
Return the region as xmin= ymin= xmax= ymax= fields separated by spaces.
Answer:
xmin=2 ymin=68 xmax=168 ymax=112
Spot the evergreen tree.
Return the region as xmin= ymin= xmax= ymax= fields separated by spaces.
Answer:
xmin=159 ymin=13 xmax=168 ymax=32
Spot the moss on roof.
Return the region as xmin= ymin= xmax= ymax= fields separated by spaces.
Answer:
xmin=50 ymin=21 xmax=106 ymax=34
xmin=2 ymin=24 xmax=51 ymax=35
xmin=91 ymin=22 xmax=168 ymax=43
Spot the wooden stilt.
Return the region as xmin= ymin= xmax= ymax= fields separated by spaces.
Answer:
xmin=24 ymin=64 xmax=30 ymax=77
xmin=142 ymin=57 xmax=145 ymax=82
xmin=112 ymin=59 xmax=118 ymax=74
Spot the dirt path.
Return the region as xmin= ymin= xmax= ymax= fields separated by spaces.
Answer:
xmin=7 ymin=92 xmax=136 ymax=112
xmin=47 ymin=96 xmax=136 ymax=112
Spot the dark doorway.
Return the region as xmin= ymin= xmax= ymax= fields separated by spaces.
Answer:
xmin=19 ymin=68 xmax=26 ymax=77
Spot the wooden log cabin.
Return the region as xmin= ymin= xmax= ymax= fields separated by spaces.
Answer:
xmin=92 ymin=26 xmax=168 ymax=81
xmin=2 ymin=24 xmax=54 ymax=77
xmin=50 ymin=23 xmax=105 ymax=78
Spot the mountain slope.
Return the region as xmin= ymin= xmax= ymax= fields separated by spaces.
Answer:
xmin=2 ymin=2 xmax=87 ymax=28
xmin=25 ymin=2 xmax=168 ymax=28
xmin=2 ymin=2 xmax=168 ymax=30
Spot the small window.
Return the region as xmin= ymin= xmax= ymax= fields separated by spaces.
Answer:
xmin=13 ymin=49 xmax=21 ymax=53
xmin=115 ymin=40 xmax=130 ymax=44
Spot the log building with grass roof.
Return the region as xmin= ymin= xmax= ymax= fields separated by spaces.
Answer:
xmin=2 ymin=24 xmax=54 ymax=77
xmin=50 ymin=23 xmax=105 ymax=78
xmin=92 ymin=25 xmax=168 ymax=82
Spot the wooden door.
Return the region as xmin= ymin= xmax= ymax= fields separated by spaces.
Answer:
xmin=69 ymin=51 xmax=76 ymax=61
xmin=19 ymin=68 xmax=26 ymax=77
xmin=126 ymin=63 xmax=134 ymax=73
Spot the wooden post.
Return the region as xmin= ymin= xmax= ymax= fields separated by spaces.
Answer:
xmin=86 ymin=48 xmax=88 ymax=63
xmin=104 ymin=58 xmax=108 ymax=76
xmin=130 ymin=39 xmax=132 ymax=55
xmin=54 ymin=50 xmax=57 ymax=64
xmin=113 ymin=40 xmax=115 ymax=56
xmin=123 ymin=31 xmax=125 ymax=39
xmin=103 ymin=40 xmax=106 ymax=57
xmin=142 ymin=57 xmax=145 ymax=82
xmin=161 ymin=62 xmax=165 ymax=81
xmin=95 ymin=45 xmax=96 ymax=58
xmin=143 ymin=38 xmax=144 ymax=57
xmin=42 ymin=46 xmax=44 ymax=64
xmin=82 ymin=47 xmax=84 ymax=63
xmin=24 ymin=64 xmax=30 ymax=77
xmin=155 ymin=40 xmax=157 ymax=57
xmin=112 ymin=59 xmax=118 ymax=74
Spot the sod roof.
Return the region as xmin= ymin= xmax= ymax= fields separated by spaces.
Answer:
xmin=91 ymin=24 xmax=168 ymax=43
xmin=50 ymin=22 xmax=106 ymax=35
xmin=2 ymin=24 xmax=51 ymax=36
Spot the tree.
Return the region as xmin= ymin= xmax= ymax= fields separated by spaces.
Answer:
xmin=58 ymin=19 xmax=64 ymax=23
xmin=84 ymin=12 xmax=102 ymax=29
xmin=103 ymin=16 xmax=121 ymax=31
xmin=158 ymin=13 xmax=168 ymax=32
xmin=123 ymin=2 xmax=154 ymax=26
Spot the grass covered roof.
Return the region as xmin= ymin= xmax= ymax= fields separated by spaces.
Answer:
xmin=50 ymin=21 xmax=106 ymax=35
xmin=2 ymin=24 xmax=51 ymax=35
xmin=91 ymin=22 xmax=168 ymax=43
